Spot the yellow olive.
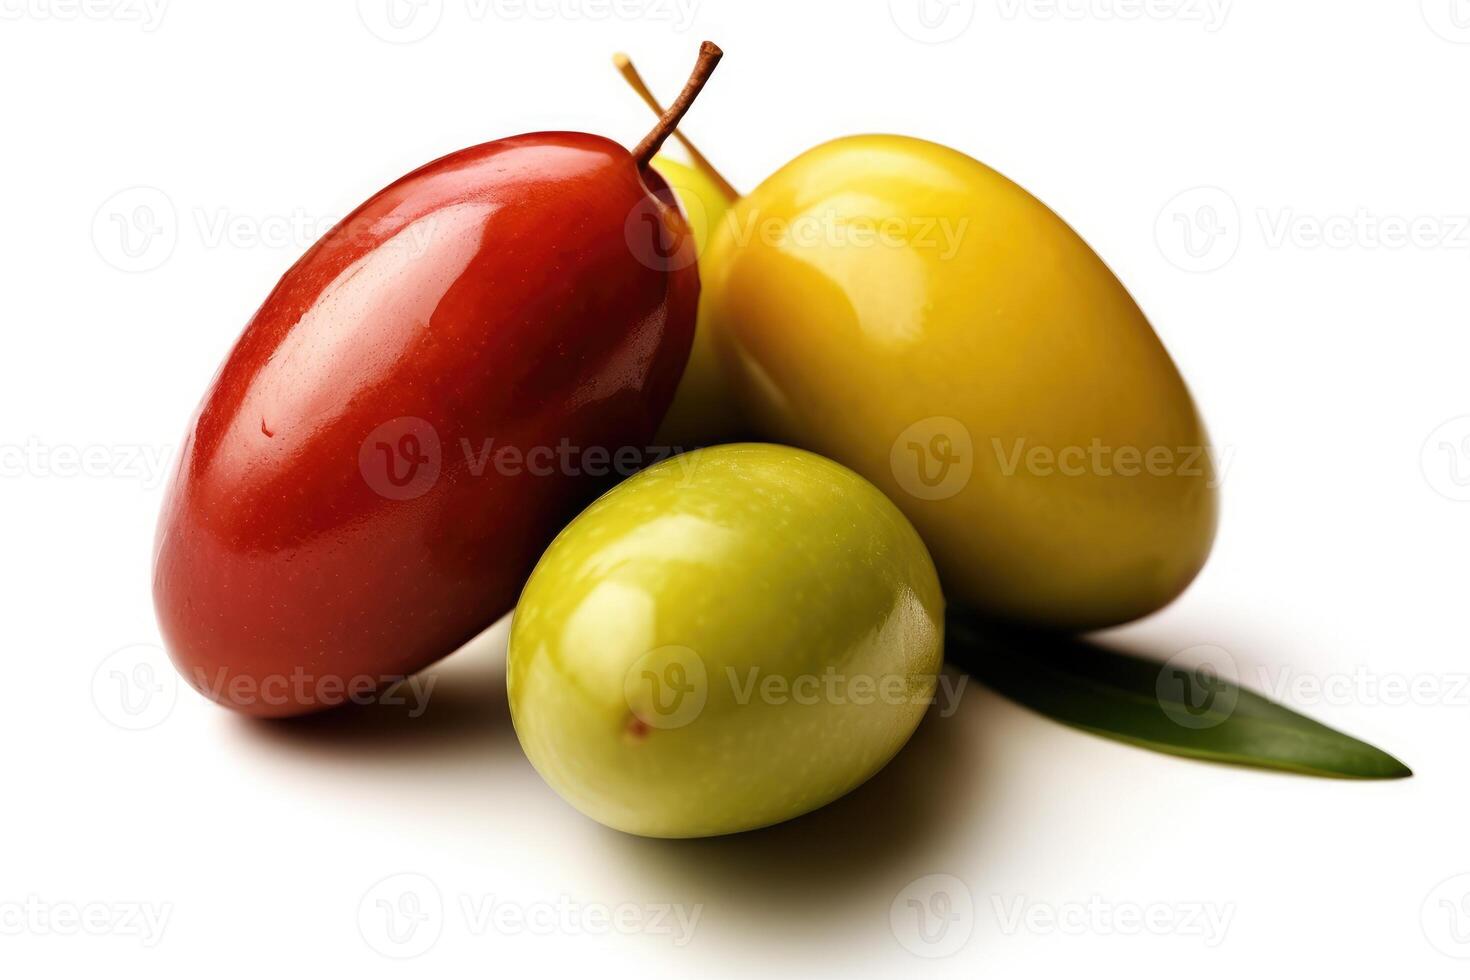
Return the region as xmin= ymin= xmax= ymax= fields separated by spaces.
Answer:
xmin=701 ymin=135 xmax=1217 ymax=629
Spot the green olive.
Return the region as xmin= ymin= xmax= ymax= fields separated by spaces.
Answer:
xmin=508 ymin=444 xmax=944 ymax=838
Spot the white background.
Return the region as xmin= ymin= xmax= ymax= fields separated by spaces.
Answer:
xmin=2 ymin=0 xmax=1467 ymax=975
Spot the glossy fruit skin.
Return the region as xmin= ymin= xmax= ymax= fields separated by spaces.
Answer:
xmin=645 ymin=157 xmax=746 ymax=449
xmin=508 ymin=444 xmax=944 ymax=839
xmin=153 ymin=132 xmax=698 ymax=718
xmin=701 ymin=135 xmax=1217 ymax=630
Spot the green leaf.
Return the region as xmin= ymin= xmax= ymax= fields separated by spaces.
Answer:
xmin=946 ymin=613 xmax=1412 ymax=780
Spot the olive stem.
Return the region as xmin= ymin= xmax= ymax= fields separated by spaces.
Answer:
xmin=631 ymin=41 xmax=725 ymax=172
xmin=617 ymin=50 xmax=739 ymax=202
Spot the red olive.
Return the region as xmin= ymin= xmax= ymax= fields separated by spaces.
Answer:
xmin=153 ymin=44 xmax=723 ymax=717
